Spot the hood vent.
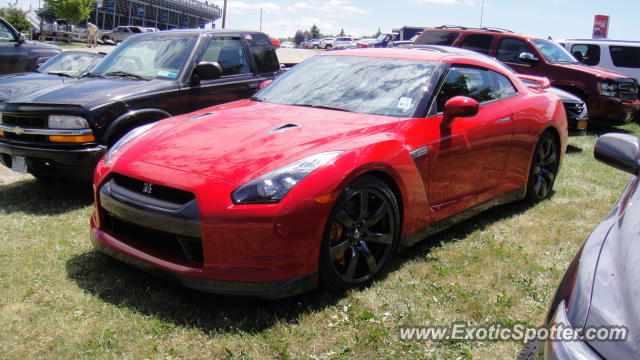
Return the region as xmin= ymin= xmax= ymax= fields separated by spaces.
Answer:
xmin=266 ymin=123 xmax=301 ymax=134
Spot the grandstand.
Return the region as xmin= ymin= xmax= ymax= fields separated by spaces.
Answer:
xmin=90 ymin=0 xmax=221 ymax=30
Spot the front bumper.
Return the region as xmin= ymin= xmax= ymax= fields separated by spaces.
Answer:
xmin=0 ymin=140 xmax=106 ymax=180
xmin=91 ymin=157 xmax=335 ymax=298
xmin=589 ymin=96 xmax=640 ymax=124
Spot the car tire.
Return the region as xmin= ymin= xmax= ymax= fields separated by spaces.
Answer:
xmin=319 ymin=175 xmax=401 ymax=292
xmin=325 ymin=44 xmax=332 ymax=50
xmin=525 ymin=130 xmax=559 ymax=203
xmin=516 ymin=339 xmax=538 ymax=360
xmin=312 ymin=44 xmax=319 ymax=49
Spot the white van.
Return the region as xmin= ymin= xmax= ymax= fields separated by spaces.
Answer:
xmin=558 ymin=39 xmax=640 ymax=82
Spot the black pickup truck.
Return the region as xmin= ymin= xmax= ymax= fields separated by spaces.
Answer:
xmin=0 ymin=29 xmax=281 ymax=180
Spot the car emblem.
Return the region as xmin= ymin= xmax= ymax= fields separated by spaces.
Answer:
xmin=14 ymin=127 xmax=24 ymax=135
xmin=142 ymin=182 xmax=153 ymax=194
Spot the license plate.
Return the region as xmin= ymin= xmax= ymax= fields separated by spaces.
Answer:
xmin=11 ymin=156 xmax=27 ymax=173
xmin=577 ymin=120 xmax=588 ymax=131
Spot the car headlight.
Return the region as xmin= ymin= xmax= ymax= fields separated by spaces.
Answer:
xmin=48 ymin=115 xmax=89 ymax=129
xmin=598 ymin=81 xmax=618 ymax=97
xmin=232 ymin=151 xmax=343 ymax=204
xmin=104 ymin=123 xmax=156 ymax=164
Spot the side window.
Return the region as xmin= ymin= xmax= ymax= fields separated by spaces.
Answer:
xmin=415 ymin=31 xmax=459 ymax=45
xmin=0 ymin=22 xmax=15 ymax=42
xmin=609 ymin=46 xmax=640 ymax=68
xmin=493 ymin=71 xmax=518 ymax=99
xmin=201 ymin=37 xmax=252 ymax=76
xmin=245 ymin=33 xmax=279 ymax=73
xmin=570 ymin=44 xmax=600 ymax=65
xmin=435 ymin=66 xmax=498 ymax=112
xmin=496 ymin=37 xmax=536 ymax=64
xmin=460 ymin=34 xmax=493 ymax=54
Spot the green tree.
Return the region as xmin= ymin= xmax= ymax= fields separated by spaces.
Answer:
xmin=0 ymin=8 xmax=31 ymax=32
xmin=48 ymin=0 xmax=96 ymax=24
xmin=294 ymin=30 xmax=305 ymax=45
xmin=338 ymin=28 xmax=345 ymax=36
xmin=310 ymin=24 xmax=320 ymax=39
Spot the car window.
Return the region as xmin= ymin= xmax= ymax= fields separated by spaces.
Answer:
xmin=570 ymin=44 xmax=601 ymax=65
xmin=201 ymin=37 xmax=251 ymax=76
xmin=130 ymin=27 xmax=143 ymax=33
xmin=609 ymin=46 xmax=640 ymax=68
xmin=114 ymin=27 xmax=123 ymax=33
xmin=531 ymin=39 xmax=578 ymax=64
xmin=0 ymin=21 xmax=15 ymax=42
xmin=415 ymin=31 xmax=459 ymax=45
xmin=496 ymin=37 xmax=536 ymax=64
xmin=493 ymin=71 xmax=518 ymax=99
xmin=435 ymin=66 xmax=498 ymax=112
xmin=460 ymin=34 xmax=493 ymax=54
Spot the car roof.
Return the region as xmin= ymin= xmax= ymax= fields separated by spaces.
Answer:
xmin=558 ymin=39 xmax=640 ymax=46
xmin=138 ymin=29 xmax=267 ymax=37
xmin=424 ymin=26 xmax=549 ymax=42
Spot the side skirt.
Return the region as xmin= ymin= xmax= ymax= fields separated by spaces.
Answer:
xmin=399 ymin=187 xmax=526 ymax=249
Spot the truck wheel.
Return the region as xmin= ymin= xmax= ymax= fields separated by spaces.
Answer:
xmin=325 ymin=44 xmax=332 ymax=50
xmin=312 ymin=44 xmax=319 ymax=49
xmin=102 ymin=36 xmax=112 ymax=44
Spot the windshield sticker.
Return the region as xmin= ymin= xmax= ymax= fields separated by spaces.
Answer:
xmin=157 ymin=70 xmax=177 ymax=79
xmin=397 ymin=97 xmax=413 ymax=111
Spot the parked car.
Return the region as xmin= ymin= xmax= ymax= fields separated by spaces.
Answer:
xmin=317 ymin=37 xmax=334 ymax=49
xmin=320 ymin=37 xmax=355 ymax=50
xmin=0 ymin=16 xmax=62 ymax=75
xmin=90 ymin=47 xmax=567 ymax=299
xmin=519 ymin=133 xmax=640 ymax=360
xmin=559 ymin=39 xmax=640 ymax=82
xmin=302 ymin=38 xmax=321 ymax=49
xmin=355 ymin=37 xmax=377 ymax=48
xmin=0 ymin=51 xmax=104 ymax=103
xmin=358 ymin=33 xmax=397 ymax=48
xmin=390 ymin=33 xmax=421 ymax=47
xmin=269 ymin=36 xmax=280 ymax=48
xmin=141 ymin=27 xmax=159 ymax=33
xmin=281 ymin=41 xmax=294 ymax=48
xmin=414 ymin=25 xmax=640 ymax=124
xmin=0 ymin=30 xmax=281 ymax=180
xmin=100 ymin=25 xmax=145 ymax=44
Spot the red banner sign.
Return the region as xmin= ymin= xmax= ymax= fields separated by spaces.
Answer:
xmin=593 ymin=15 xmax=609 ymax=39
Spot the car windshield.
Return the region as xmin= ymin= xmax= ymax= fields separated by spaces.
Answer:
xmin=255 ymin=55 xmax=435 ymax=117
xmin=89 ymin=35 xmax=197 ymax=80
xmin=376 ymin=34 xmax=388 ymax=41
xmin=532 ymin=39 xmax=579 ymax=64
xmin=38 ymin=52 xmax=103 ymax=77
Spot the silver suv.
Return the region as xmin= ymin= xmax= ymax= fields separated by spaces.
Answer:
xmin=101 ymin=26 xmax=145 ymax=44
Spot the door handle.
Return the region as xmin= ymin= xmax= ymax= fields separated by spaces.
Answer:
xmin=498 ymin=116 xmax=512 ymax=123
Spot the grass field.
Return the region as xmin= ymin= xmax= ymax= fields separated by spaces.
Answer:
xmin=1 ymin=123 xmax=638 ymax=359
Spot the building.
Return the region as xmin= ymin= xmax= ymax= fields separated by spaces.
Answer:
xmin=90 ymin=0 xmax=221 ymax=31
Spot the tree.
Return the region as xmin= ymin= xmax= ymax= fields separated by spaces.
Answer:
xmin=310 ymin=24 xmax=320 ymax=39
xmin=338 ymin=28 xmax=345 ymax=36
xmin=0 ymin=8 xmax=31 ymax=32
xmin=294 ymin=30 xmax=305 ymax=45
xmin=48 ymin=0 xmax=96 ymax=24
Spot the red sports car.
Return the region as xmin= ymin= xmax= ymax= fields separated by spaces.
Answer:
xmin=91 ymin=47 xmax=567 ymax=298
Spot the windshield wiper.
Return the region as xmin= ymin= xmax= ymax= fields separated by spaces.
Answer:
xmin=47 ymin=71 xmax=74 ymax=78
xmin=289 ymin=103 xmax=353 ymax=112
xmin=82 ymin=72 xmax=104 ymax=78
xmin=104 ymin=71 xmax=150 ymax=80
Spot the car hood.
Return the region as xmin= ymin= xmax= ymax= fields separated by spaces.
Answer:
xmin=3 ymin=78 xmax=174 ymax=109
xmin=560 ymin=63 xmax=634 ymax=80
xmin=119 ymin=100 xmax=399 ymax=185
xmin=24 ymin=40 xmax=62 ymax=51
xmin=0 ymin=72 xmax=76 ymax=103
xmin=544 ymin=87 xmax=583 ymax=103
xmin=585 ymin=176 xmax=640 ymax=359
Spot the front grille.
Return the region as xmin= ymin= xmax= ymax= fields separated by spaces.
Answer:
xmin=4 ymin=132 xmax=48 ymax=143
xmin=112 ymin=173 xmax=195 ymax=207
xmin=619 ymin=83 xmax=638 ymax=102
xmin=103 ymin=212 xmax=204 ymax=266
xmin=563 ymin=101 xmax=585 ymax=119
xmin=1 ymin=113 xmax=48 ymax=128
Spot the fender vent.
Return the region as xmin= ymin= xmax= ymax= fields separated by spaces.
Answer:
xmin=266 ymin=123 xmax=301 ymax=134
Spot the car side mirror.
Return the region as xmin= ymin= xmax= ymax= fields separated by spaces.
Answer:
xmin=443 ymin=96 xmax=479 ymax=118
xmin=194 ymin=61 xmax=222 ymax=81
xmin=259 ymin=79 xmax=273 ymax=89
xmin=594 ymin=133 xmax=640 ymax=175
xmin=15 ymin=33 xmax=26 ymax=44
xmin=519 ymin=52 xmax=538 ymax=64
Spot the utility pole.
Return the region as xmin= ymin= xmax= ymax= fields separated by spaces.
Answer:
xmin=259 ymin=8 xmax=262 ymax=31
xmin=480 ymin=0 xmax=485 ymax=27
xmin=222 ymin=0 xmax=227 ymax=29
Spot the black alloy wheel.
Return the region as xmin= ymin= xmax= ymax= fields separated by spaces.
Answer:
xmin=526 ymin=131 xmax=559 ymax=202
xmin=319 ymin=175 xmax=400 ymax=292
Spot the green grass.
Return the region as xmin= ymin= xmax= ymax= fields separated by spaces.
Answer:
xmin=1 ymin=123 xmax=638 ymax=359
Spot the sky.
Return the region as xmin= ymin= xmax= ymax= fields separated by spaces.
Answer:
xmin=8 ymin=0 xmax=640 ymax=40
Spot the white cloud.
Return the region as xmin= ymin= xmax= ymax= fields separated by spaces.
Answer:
xmin=291 ymin=0 xmax=366 ymax=14
xmin=416 ymin=0 xmax=478 ymax=5
xmin=210 ymin=1 xmax=281 ymax=15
